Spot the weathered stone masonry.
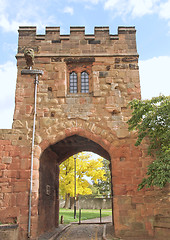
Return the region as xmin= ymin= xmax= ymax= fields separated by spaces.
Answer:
xmin=0 ymin=26 xmax=169 ymax=240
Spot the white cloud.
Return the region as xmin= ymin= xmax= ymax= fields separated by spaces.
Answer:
xmin=159 ymin=0 xmax=170 ymax=20
xmin=0 ymin=61 xmax=17 ymax=128
xmin=0 ymin=61 xmax=17 ymax=100
xmin=0 ymin=108 xmax=14 ymax=129
xmin=139 ymin=56 xmax=170 ymax=100
xmin=104 ymin=0 xmax=160 ymax=17
xmin=130 ymin=0 xmax=160 ymax=17
xmin=0 ymin=14 xmax=29 ymax=32
xmin=63 ymin=6 xmax=74 ymax=15
xmin=69 ymin=0 xmax=100 ymax=4
xmin=0 ymin=0 xmax=59 ymax=32
xmin=0 ymin=0 xmax=7 ymax=12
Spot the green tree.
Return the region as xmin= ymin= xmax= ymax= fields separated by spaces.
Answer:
xmin=91 ymin=158 xmax=111 ymax=197
xmin=59 ymin=152 xmax=106 ymax=207
xmin=127 ymin=95 xmax=170 ymax=190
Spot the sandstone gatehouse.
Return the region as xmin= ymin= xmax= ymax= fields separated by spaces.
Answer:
xmin=0 ymin=26 xmax=169 ymax=240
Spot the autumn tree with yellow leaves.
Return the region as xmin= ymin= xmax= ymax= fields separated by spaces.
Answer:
xmin=59 ymin=152 xmax=106 ymax=208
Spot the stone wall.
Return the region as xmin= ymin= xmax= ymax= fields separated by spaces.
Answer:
xmin=0 ymin=129 xmax=31 ymax=239
xmin=0 ymin=224 xmax=18 ymax=240
xmin=0 ymin=26 xmax=169 ymax=240
xmin=79 ymin=197 xmax=112 ymax=210
xmin=59 ymin=197 xmax=112 ymax=209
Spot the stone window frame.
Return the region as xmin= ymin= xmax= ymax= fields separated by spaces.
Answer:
xmin=81 ymin=71 xmax=89 ymax=93
xmin=69 ymin=71 xmax=89 ymax=94
xmin=69 ymin=71 xmax=78 ymax=93
xmin=67 ymin=65 xmax=92 ymax=95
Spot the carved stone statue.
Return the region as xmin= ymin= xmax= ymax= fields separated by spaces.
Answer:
xmin=24 ymin=48 xmax=34 ymax=69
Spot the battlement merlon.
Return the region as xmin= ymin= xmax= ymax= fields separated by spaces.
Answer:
xmin=18 ymin=26 xmax=136 ymax=36
xmin=17 ymin=26 xmax=138 ymax=57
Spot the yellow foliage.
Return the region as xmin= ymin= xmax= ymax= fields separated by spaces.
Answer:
xmin=59 ymin=152 xmax=106 ymax=199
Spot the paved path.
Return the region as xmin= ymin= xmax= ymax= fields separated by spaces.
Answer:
xmin=39 ymin=216 xmax=155 ymax=240
xmin=55 ymin=224 xmax=104 ymax=240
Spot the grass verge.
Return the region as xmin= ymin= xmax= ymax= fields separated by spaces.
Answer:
xmin=59 ymin=208 xmax=112 ymax=224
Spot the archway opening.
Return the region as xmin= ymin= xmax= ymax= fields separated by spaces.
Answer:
xmin=38 ymin=135 xmax=112 ymax=236
xmin=59 ymin=151 xmax=112 ymax=224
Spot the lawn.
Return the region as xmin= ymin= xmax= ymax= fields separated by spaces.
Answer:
xmin=59 ymin=208 xmax=112 ymax=224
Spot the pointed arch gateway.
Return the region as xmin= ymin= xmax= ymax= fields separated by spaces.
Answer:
xmin=38 ymin=134 xmax=112 ymax=236
xmin=1 ymin=25 xmax=168 ymax=240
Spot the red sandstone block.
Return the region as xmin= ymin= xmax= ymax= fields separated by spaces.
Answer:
xmin=19 ymin=170 xmax=30 ymax=179
xmin=112 ymin=146 xmax=131 ymax=158
xmin=0 ymin=163 xmax=6 ymax=170
xmin=16 ymin=192 xmax=28 ymax=206
xmin=1 ymin=151 xmax=9 ymax=157
xmin=20 ymin=158 xmax=31 ymax=170
xmin=32 ymin=179 xmax=39 ymax=192
xmin=39 ymin=140 xmax=50 ymax=151
xmin=114 ymin=184 xmax=127 ymax=195
xmin=3 ymin=170 xmax=19 ymax=178
xmin=132 ymin=196 xmax=144 ymax=204
xmin=31 ymin=206 xmax=39 ymax=216
xmin=112 ymin=169 xmax=122 ymax=177
xmin=9 ymin=149 xmax=21 ymax=157
xmin=15 ymin=95 xmax=24 ymax=102
xmin=11 ymin=193 xmax=17 ymax=206
xmin=32 ymin=170 xmax=39 ymax=180
xmin=2 ymin=156 xmax=12 ymax=164
xmin=1 ymin=185 xmax=12 ymax=193
xmin=0 ymin=207 xmax=19 ymax=219
xmin=0 ymin=145 xmax=4 ymax=151
xmin=32 ymin=192 xmax=38 ymax=205
xmin=20 ymin=207 xmax=28 ymax=216
xmin=131 ymin=148 xmax=142 ymax=157
xmin=33 ymin=158 xmax=39 ymax=170
xmin=0 ymin=178 xmax=10 ymax=183
xmin=26 ymin=104 xmax=33 ymax=114
xmin=19 ymin=215 xmax=29 ymax=224
xmin=20 ymin=146 xmax=31 ymax=158
xmin=4 ymin=145 xmax=16 ymax=151
xmin=0 ymin=140 xmax=11 ymax=145
xmin=3 ymin=193 xmax=12 ymax=207
xmin=24 ymin=88 xmax=34 ymax=98
xmin=34 ymin=146 xmax=41 ymax=158
xmin=19 ymin=223 xmax=28 ymax=233
xmin=14 ymin=181 xmax=28 ymax=192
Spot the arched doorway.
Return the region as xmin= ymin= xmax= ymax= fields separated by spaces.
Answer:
xmin=38 ymin=134 xmax=112 ymax=236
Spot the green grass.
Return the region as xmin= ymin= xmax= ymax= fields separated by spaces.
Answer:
xmin=59 ymin=208 xmax=112 ymax=224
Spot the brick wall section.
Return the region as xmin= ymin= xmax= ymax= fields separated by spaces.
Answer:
xmin=0 ymin=26 xmax=169 ymax=239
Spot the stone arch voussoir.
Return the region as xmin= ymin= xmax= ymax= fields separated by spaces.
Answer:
xmin=38 ymin=120 xmax=115 ymax=158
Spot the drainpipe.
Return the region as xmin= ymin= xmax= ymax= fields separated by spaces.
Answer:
xmin=21 ymin=69 xmax=43 ymax=238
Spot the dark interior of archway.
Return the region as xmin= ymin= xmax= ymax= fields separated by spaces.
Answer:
xmin=49 ymin=134 xmax=111 ymax=164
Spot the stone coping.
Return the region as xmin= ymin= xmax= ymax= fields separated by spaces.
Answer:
xmin=16 ymin=53 xmax=139 ymax=58
xmin=0 ymin=224 xmax=18 ymax=230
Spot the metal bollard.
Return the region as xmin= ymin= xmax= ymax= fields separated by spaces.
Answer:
xmin=100 ymin=209 xmax=102 ymax=223
xmin=79 ymin=209 xmax=81 ymax=225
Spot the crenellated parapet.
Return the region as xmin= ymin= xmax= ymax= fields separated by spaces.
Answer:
xmin=17 ymin=26 xmax=137 ymax=57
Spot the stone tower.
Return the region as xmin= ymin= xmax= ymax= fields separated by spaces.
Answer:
xmin=0 ymin=26 xmax=169 ymax=240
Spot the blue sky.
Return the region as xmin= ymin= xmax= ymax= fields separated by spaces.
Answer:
xmin=0 ymin=0 xmax=170 ymax=128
